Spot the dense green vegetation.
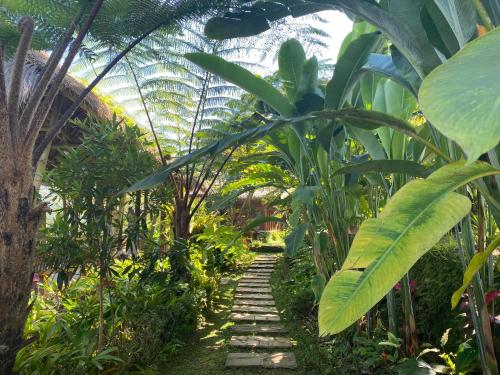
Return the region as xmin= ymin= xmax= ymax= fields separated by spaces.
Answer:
xmin=0 ymin=1 xmax=499 ymax=374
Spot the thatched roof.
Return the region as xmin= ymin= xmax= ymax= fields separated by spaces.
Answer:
xmin=3 ymin=51 xmax=111 ymax=121
xmin=4 ymin=51 xmax=112 ymax=166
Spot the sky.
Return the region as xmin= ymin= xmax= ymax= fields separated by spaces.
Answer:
xmin=313 ymin=10 xmax=353 ymax=62
xmin=260 ymin=10 xmax=353 ymax=71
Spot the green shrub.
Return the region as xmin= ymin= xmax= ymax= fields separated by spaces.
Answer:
xmin=16 ymin=270 xmax=211 ymax=374
xmin=410 ymin=237 xmax=465 ymax=348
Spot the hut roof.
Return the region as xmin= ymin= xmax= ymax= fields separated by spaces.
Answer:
xmin=4 ymin=51 xmax=113 ymax=167
xmin=4 ymin=51 xmax=111 ymax=121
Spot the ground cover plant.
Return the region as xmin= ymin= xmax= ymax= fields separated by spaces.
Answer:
xmin=0 ymin=1 xmax=499 ymax=374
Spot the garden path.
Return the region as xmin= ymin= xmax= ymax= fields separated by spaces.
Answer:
xmin=225 ymin=255 xmax=298 ymax=370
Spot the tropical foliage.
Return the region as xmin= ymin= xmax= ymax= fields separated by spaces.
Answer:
xmin=0 ymin=0 xmax=499 ymax=374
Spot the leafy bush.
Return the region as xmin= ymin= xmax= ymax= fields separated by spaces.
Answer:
xmin=16 ymin=268 xmax=213 ymax=374
xmin=410 ymin=237 xmax=466 ymax=348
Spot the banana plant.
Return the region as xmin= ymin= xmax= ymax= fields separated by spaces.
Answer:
xmin=201 ymin=3 xmax=500 ymax=373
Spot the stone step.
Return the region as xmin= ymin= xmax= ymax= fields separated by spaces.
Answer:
xmin=250 ymin=263 xmax=274 ymax=267
xmin=230 ymin=313 xmax=280 ymax=322
xmin=244 ymin=274 xmax=273 ymax=278
xmin=242 ymin=274 xmax=270 ymax=279
xmin=253 ymin=260 xmax=276 ymax=263
xmin=232 ymin=305 xmax=278 ymax=313
xmin=239 ymin=278 xmax=270 ymax=284
xmin=238 ymin=282 xmax=271 ymax=288
xmin=234 ymin=299 xmax=275 ymax=306
xmin=236 ymin=287 xmax=272 ymax=293
xmin=247 ymin=269 xmax=273 ymax=273
xmin=231 ymin=323 xmax=287 ymax=334
xmin=230 ymin=335 xmax=293 ymax=349
xmin=234 ymin=293 xmax=274 ymax=300
xmin=225 ymin=352 xmax=297 ymax=369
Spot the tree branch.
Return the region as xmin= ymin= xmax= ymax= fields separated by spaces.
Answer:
xmin=19 ymin=9 xmax=84 ymax=136
xmin=7 ymin=17 xmax=34 ymax=142
xmin=127 ymin=57 xmax=181 ymax=199
xmin=188 ymin=156 xmax=215 ymax=209
xmin=0 ymin=42 xmax=6 ymax=108
xmin=25 ymin=0 xmax=104 ymax=151
xmin=32 ymin=24 xmax=159 ymax=164
xmin=189 ymin=146 xmax=236 ymax=217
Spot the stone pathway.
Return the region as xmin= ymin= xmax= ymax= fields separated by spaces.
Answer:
xmin=225 ymin=254 xmax=298 ymax=370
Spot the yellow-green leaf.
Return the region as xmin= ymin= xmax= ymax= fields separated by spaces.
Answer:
xmin=319 ymin=161 xmax=500 ymax=335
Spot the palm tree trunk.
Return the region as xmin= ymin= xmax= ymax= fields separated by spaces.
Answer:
xmin=0 ymin=157 xmax=43 ymax=374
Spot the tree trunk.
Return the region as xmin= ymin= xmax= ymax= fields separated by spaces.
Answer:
xmin=0 ymin=157 xmax=42 ymax=375
xmin=170 ymin=202 xmax=191 ymax=281
xmin=97 ymin=273 xmax=105 ymax=353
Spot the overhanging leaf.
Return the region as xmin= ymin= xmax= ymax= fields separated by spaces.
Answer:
xmin=319 ymin=161 xmax=500 ymax=335
xmin=419 ymin=27 xmax=500 ymax=162
xmin=335 ymin=160 xmax=431 ymax=178
xmin=125 ymin=121 xmax=286 ymax=192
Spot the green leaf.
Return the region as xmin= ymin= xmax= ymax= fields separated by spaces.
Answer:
xmin=319 ymin=161 xmax=500 ymax=335
xmin=335 ymin=160 xmax=430 ymax=178
xmin=285 ymin=223 xmax=308 ymax=257
xmin=433 ymin=0 xmax=477 ymax=48
xmin=311 ymin=274 xmax=326 ymax=302
xmin=204 ymin=14 xmax=271 ymax=40
xmin=325 ymin=32 xmax=381 ymax=110
xmin=346 ymin=126 xmax=387 ymax=160
xmin=297 ymin=57 xmax=320 ymax=99
xmin=278 ymin=39 xmax=306 ymax=100
xmin=451 ymin=233 xmax=500 ymax=308
xmin=419 ymin=27 xmax=500 ymax=162
xmin=394 ymin=359 xmax=436 ymax=375
xmin=185 ymin=53 xmax=294 ymax=117
xmin=362 ymin=54 xmax=417 ymax=97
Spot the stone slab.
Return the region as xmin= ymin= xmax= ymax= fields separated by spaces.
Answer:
xmin=239 ymin=278 xmax=270 ymax=284
xmin=232 ymin=305 xmax=278 ymax=313
xmin=230 ymin=323 xmax=287 ymax=334
xmin=238 ymin=282 xmax=271 ymax=288
xmin=234 ymin=293 xmax=273 ymax=300
xmin=230 ymin=335 xmax=293 ymax=348
xmin=242 ymin=274 xmax=270 ymax=279
xmin=230 ymin=313 xmax=280 ymax=322
xmin=234 ymin=299 xmax=276 ymax=306
xmin=236 ymin=287 xmax=272 ymax=293
xmin=252 ymin=263 xmax=276 ymax=267
xmin=225 ymin=352 xmax=297 ymax=369
xmin=247 ymin=269 xmax=272 ymax=273
xmin=238 ymin=284 xmax=271 ymax=289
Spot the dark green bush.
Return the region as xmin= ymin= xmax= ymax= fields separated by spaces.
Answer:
xmin=410 ymin=237 xmax=465 ymax=348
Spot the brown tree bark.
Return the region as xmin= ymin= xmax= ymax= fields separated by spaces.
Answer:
xmin=0 ymin=157 xmax=45 ymax=374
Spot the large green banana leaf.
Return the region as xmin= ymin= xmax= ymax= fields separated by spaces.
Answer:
xmin=319 ymin=161 xmax=500 ymax=335
xmin=185 ymin=53 xmax=294 ymax=117
xmin=325 ymin=32 xmax=381 ymax=109
xmin=419 ymin=27 xmax=500 ymax=162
